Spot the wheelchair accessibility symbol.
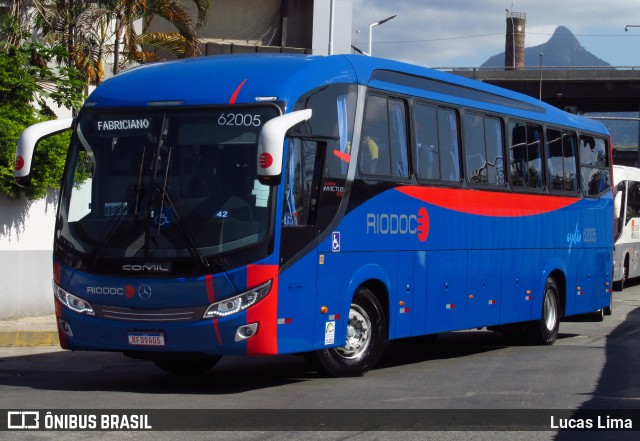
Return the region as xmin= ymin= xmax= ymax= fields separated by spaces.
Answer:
xmin=331 ymin=231 xmax=340 ymax=252
xmin=152 ymin=207 xmax=172 ymax=228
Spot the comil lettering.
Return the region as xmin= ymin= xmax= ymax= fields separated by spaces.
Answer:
xmin=97 ymin=119 xmax=150 ymax=131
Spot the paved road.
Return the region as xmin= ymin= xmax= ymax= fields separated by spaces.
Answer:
xmin=1 ymin=283 xmax=639 ymax=440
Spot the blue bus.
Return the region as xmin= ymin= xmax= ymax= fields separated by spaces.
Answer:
xmin=15 ymin=54 xmax=613 ymax=376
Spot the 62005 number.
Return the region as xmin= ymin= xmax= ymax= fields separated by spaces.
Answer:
xmin=217 ymin=113 xmax=262 ymax=127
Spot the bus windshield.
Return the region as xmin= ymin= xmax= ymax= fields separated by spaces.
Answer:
xmin=57 ymin=105 xmax=280 ymax=272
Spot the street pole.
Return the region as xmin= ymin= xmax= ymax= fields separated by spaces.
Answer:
xmin=368 ymin=15 xmax=397 ymax=57
xmin=539 ymin=52 xmax=544 ymax=100
xmin=328 ymin=0 xmax=335 ymax=55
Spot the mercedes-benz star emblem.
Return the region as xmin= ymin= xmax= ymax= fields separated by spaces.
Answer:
xmin=138 ymin=284 xmax=152 ymax=300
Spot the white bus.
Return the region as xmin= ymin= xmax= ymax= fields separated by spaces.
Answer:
xmin=613 ymin=165 xmax=640 ymax=291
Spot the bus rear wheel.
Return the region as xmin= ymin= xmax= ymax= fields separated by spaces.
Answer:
xmin=152 ymin=356 xmax=221 ymax=375
xmin=525 ymin=278 xmax=560 ymax=345
xmin=307 ymin=287 xmax=387 ymax=377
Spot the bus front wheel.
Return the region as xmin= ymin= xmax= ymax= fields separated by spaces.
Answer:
xmin=307 ymin=287 xmax=387 ymax=377
xmin=525 ymin=278 xmax=560 ymax=345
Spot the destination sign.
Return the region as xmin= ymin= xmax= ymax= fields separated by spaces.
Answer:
xmin=96 ymin=118 xmax=151 ymax=132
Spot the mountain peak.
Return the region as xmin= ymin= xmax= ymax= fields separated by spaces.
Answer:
xmin=481 ymin=25 xmax=609 ymax=68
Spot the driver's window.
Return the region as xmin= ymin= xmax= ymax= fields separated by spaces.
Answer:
xmin=283 ymin=139 xmax=319 ymax=226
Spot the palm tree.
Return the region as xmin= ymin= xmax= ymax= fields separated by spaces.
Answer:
xmin=33 ymin=0 xmax=211 ymax=84
xmin=98 ymin=0 xmax=212 ymax=76
xmin=0 ymin=0 xmax=32 ymax=47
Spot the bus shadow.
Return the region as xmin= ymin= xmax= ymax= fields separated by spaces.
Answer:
xmin=378 ymin=329 xmax=515 ymax=369
xmin=0 ymin=323 xmax=600 ymax=396
xmin=0 ymin=330 xmax=525 ymax=395
xmin=0 ymin=350 xmax=314 ymax=395
xmin=553 ymin=305 xmax=640 ymax=441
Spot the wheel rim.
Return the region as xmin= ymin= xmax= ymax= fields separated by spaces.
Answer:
xmin=543 ymin=289 xmax=558 ymax=331
xmin=335 ymin=304 xmax=371 ymax=359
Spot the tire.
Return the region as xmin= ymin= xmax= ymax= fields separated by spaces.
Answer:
xmin=152 ymin=356 xmax=221 ymax=375
xmin=525 ymin=278 xmax=560 ymax=345
xmin=591 ymin=308 xmax=604 ymax=322
xmin=307 ymin=287 xmax=387 ymax=377
xmin=613 ymin=258 xmax=628 ymax=292
xmin=604 ymin=294 xmax=613 ymax=316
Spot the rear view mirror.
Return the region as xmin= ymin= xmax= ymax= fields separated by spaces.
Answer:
xmin=14 ymin=118 xmax=74 ymax=187
xmin=257 ymin=109 xmax=312 ymax=185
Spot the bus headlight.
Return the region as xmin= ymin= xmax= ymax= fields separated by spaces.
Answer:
xmin=54 ymin=283 xmax=95 ymax=316
xmin=203 ymin=280 xmax=272 ymax=318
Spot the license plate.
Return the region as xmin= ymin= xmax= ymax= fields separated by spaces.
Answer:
xmin=127 ymin=332 xmax=165 ymax=346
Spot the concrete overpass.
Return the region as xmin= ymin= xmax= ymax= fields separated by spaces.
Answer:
xmin=446 ymin=67 xmax=640 ymax=113
xmin=445 ymin=67 xmax=640 ymax=165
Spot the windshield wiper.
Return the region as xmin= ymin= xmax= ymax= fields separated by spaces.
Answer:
xmin=153 ymin=141 xmax=211 ymax=271
xmin=86 ymin=144 xmax=148 ymax=265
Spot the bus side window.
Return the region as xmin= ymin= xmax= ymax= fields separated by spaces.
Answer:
xmin=526 ymin=125 xmax=543 ymax=189
xmin=413 ymin=104 xmax=461 ymax=183
xmin=509 ymin=122 xmax=543 ymax=190
xmin=509 ymin=122 xmax=527 ymax=188
xmin=283 ymin=139 xmax=318 ymax=226
xmin=464 ymin=113 xmax=487 ymax=184
xmin=438 ymin=108 xmax=461 ymax=182
xmin=562 ymin=132 xmax=578 ymax=192
xmin=580 ymin=135 xmax=611 ymax=197
xmin=360 ymin=95 xmax=409 ymax=179
xmin=413 ymin=104 xmax=439 ymax=180
xmin=388 ymin=99 xmax=409 ymax=178
xmin=465 ymin=113 xmax=504 ymax=186
xmin=484 ymin=116 xmax=505 ymax=186
xmin=546 ymin=129 xmax=564 ymax=191
xmin=360 ymin=95 xmax=388 ymax=176
xmin=626 ymin=182 xmax=640 ymax=224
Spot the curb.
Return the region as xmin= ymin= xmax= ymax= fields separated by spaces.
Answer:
xmin=0 ymin=331 xmax=59 ymax=347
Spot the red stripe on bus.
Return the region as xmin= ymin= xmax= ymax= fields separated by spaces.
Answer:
xmin=229 ymin=79 xmax=247 ymax=104
xmin=246 ymin=264 xmax=279 ymax=355
xmin=212 ymin=319 xmax=223 ymax=346
xmin=397 ymin=186 xmax=579 ymax=217
xmin=333 ymin=149 xmax=351 ymax=163
xmin=205 ymin=274 xmax=215 ymax=302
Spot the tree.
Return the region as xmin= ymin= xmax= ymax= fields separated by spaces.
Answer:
xmin=0 ymin=43 xmax=84 ymax=200
xmin=33 ymin=0 xmax=212 ymax=83
xmin=103 ymin=0 xmax=212 ymax=75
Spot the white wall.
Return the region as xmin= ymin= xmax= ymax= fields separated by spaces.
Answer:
xmin=0 ymin=191 xmax=57 ymax=319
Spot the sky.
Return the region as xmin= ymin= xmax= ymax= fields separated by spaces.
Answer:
xmin=350 ymin=0 xmax=640 ymax=68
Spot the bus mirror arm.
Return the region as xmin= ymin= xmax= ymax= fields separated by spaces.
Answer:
xmin=14 ymin=118 xmax=75 ymax=187
xmin=257 ymin=109 xmax=312 ymax=185
xmin=614 ymin=191 xmax=623 ymax=219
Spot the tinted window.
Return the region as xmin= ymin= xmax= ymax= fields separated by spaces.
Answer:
xmin=509 ymin=122 xmax=544 ymax=189
xmin=438 ymin=109 xmax=461 ymax=182
xmin=547 ymin=129 xmax=578 ymax=192
xmin=580 ymin=135 xmax=611 ymax=196
xmin=360 ymin=95 xmax=409 ymax=179
xmin=464 ymin=113 xmax=504 ymax=186
xmin=413 ymin=104 xmax=461 ymax=182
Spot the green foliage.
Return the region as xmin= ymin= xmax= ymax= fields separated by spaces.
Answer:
xmin=0 ymin=43 xmax=83 ymax=200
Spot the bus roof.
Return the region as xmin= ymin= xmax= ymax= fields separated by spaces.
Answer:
xmin=85 ymin=53 xmax=607 ymax=135
xmin=613 ymin=165 xmax=640 ymax=185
